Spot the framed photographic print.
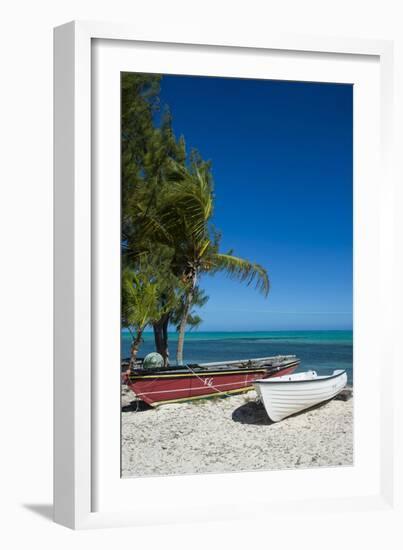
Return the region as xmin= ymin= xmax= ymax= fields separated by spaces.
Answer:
xmin=54 ymin=21 xmax=399 ymax=531
xmin=119 ymin=71 xmax=354 ymax=477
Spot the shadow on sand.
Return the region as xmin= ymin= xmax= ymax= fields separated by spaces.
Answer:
xmin=232 ymin=401 xmax=274 ymax=425
xmin=121 ymin=400 xmax=153 ymax=413
xmin=232 ymin=391 xmax=352 ymax=426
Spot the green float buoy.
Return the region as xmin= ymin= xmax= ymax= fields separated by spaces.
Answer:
xmin=143 ymin=352 xmax=164 ymax=369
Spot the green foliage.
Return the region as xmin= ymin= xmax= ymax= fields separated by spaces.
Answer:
xmin=122 ymin=260 xmax=183 ymax=334
xmin=170 ymin=286 xmax=209 ymax=332
xmin=152 ymin=160 xmax=270 ymax=296
xmin=143 ymin=159 xmax=269 ymax=363
xmin=121 ymin=72 xmax=270 ymax=364
xmin=121 ymin=268 xmax=160 ymax=334
xmin=121 ymin=72 xmax=161 ymax=222
xmin=209 ymin=252 xmax=269 ymax=296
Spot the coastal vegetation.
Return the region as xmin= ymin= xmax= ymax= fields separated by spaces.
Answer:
xmin=121 ymin=72 xmax=270 ymax=366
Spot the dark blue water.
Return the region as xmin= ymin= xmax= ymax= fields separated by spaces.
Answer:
xmin=121 ymin=330 xmax=353 ymax=384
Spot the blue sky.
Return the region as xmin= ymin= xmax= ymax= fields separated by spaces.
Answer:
xmin=158 ymin=75 xmax=353 ymax=331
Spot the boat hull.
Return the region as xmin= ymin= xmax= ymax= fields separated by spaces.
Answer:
xmin=254 ymin=369 xmax=347 ymax=422
xmin=124 ymin=358 xmax=300 ymax=406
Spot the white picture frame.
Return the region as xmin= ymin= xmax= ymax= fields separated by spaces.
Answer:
xmin=54 ymin=20 xmax=400 ymax=531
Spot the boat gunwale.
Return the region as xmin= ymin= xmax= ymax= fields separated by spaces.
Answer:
xmin=126 ymin=360 xmax=300 ymax=380
xmin=254 ymin=369 xmax=347 ymax=385
xmin=122 ymin=354 xmax=298 ymax=371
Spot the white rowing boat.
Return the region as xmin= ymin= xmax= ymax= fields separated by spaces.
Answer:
xmin=253 ymin=369 xmax=347 ymax=422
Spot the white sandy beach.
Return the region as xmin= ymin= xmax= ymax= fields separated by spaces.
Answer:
xmin=121 ymin=387 xmax=353 ymax=477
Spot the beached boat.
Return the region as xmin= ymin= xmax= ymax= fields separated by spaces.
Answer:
xmin=254 ymin=369 xmax=347 ymax=422
xmin=122 ymin=355 xmax=300 ymax=406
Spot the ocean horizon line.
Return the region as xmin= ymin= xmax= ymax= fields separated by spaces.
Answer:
xmin=122 ymin=328 xmax=353 ymax=334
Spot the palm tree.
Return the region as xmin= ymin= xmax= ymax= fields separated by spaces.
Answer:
xmin=122 ymin=265 xmax=179 ymax=369
xmin=170 ymin=286 xmax=209 ymax=331
xmin=152 ymin=162 xmax=270 ymax=365
xmin=122 ymin=96 xmax=189 ymax=366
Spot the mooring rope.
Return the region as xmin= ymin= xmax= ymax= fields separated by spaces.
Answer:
xmin=183 ymin=362 xmax=253 ymax=400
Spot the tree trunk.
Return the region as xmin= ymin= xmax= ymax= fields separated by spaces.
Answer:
xmin=129 ymin=330 xmax=143 ymax=370
xmin=153 ymin=313 xmax=170 ymax=367
xmin=162 ymin=315 xmax=169 ymax=366
xmin=176 ymin=274 xmax=197 ymax=366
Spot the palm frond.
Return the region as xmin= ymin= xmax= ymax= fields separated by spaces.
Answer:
xmin=159 ymin=160 xmax=213 ymax=244
xmin=121 ymin=268 xmax=159 ymax=330
xmin=211 ymin=253 xmax=270 ymax=296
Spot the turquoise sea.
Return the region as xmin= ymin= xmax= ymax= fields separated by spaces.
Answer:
xmin=121 ymin=330 xmax=353 ymax=384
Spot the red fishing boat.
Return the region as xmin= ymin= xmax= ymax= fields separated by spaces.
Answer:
xmin=122 ymin=355 xmax=300 ymax=407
